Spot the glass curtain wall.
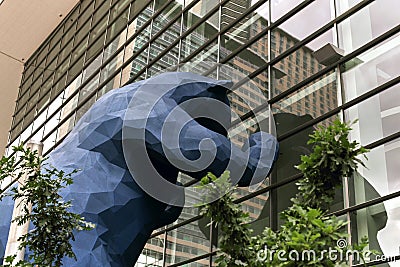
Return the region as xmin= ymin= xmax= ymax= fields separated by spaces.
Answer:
xmin=5 ymin=0 xmax=400 ymax=266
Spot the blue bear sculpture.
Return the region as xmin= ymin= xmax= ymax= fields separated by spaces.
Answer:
xmin=0 ymin=72 xmax=278 ymax=266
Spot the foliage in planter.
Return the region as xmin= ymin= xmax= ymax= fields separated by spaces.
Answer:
xmin=0 ymin=145 xmax=94 ymax=267
xmin=199 ymin=119 xmax=374 ymax=266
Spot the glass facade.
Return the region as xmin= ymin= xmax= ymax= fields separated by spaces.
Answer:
xmin=5 ymin=0 xmax=400 ymax=266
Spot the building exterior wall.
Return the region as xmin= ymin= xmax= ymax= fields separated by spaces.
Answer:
xmin=4 ymin=0 xmax=400 ymax=266
xmin=0 ymin=0 xmax=79 ymax=155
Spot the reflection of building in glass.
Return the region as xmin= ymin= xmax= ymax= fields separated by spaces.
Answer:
xmin=3 ymin=0 xmax=400 ymax=266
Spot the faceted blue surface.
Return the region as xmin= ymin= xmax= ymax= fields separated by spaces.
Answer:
xmin=0 ymin=72 xmax=278 ymax=266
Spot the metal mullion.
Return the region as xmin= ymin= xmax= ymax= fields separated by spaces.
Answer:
xmin=167 ymin=251 xmax=217 ymax=267
xmin=332 ymin=0 xmax=352 ymax=247
xmin=204 ymin=0 xmax=373 ymax=86
xmin=176 ymin=5 xmax=184 ymax=68
xmin=84 ymin=0 xmax=141 ymax=62
xmin=10 ymin=0 xmax=389 ymax=146
xmin=93 ymin=3 xmax=112 ymax=102
xmin=331 ymin=182 xmax=400 ymax=218
xmin=35 ymin=67 xmax=128 ymax=147
xmin=150 ymin=172 xmax=303 ymax=238
xmin=71 ymin=0 xmax=199 ymax=84
xmin=21 ymin=0 xmax=109 ymax=90
xmin=145 ymin=0 xmax=199 ymax=76
xmin=149 ymin=123 xmax=400 ymax=238
xmin=277 ymin=74 xmax=400 ymax=142
xmin=183 ymin=0 xmax=277 ymax=66
xmin=44 ymin=0 xmax=153 ymax=103
xmin=229 ymin=72 xmax=400 ymax=152
xmin=102 ymin=0 xmax=153 ymax=56
xmin=236 ymin=173 xmax=304 ymax=206
xmin=182 ymin=0 xmax=315 ymax=77
xmin=20 ymin=2 xmax=92 ymax=89
xmin=225 ymin=23 xmax=400 ymax=128
xmin=232 ymin=0 xmax=375 ymax=88
xmin=39 ymin=129 xmax=400 ymax=244
xmin=16 ymin=41 xmax=64 ymax=114
xmin=21 ymin=0 xmax=109 ymax=92
xmin=150 ymin=215 xmax=202 ymax=238
xmin=215 ymin=0 xmax=315 ymax=67
xmin=113 ymin=2 xmax=132 ymax=88
xmin=216 ymin=0 xmax=222 ymax=80
xmin=162 ymin=228 xmax=167 ymax=267
xmin=7 ymin=5 xmax=96 ymax=145
xmin=144 ymin=0 xmax=156 ymax=79
xmin=72 ymin=2 xmax=96 ymax=127
xmin=25 ymin=0 xmax=156 ymax=113
xmin=127 ymin=0 xmax=230 ymax=84
xmin=20 ymin=65 xmax=55 ymax=113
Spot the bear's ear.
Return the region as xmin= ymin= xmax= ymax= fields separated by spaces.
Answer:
xmin=207 ymin=80 xmax=233 ymax=95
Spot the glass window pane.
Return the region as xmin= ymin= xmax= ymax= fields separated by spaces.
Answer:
xmin=68 ymin=55 xmax=85 ymax=84
xmin=135 ymin=233 xmax=165 ymax=267
xmin=43 ymin=110 xmax=61 ymax=138
xmin=271 ymin=0 xmax=304 ymax=22
xmin=98 ymin=74 xmax=121 ymax=97
xmin=152 ymin=1 xmax=182 ymax=36
xmin=271 ymin=0 xmax=334 ymax=58
xmin=104 ymin=31 xmax=126 ymax=63
xmin=109 ymin=0 xmax=130 ymax=21
xmin=147 ymin=48 xmax=179 ymax=78
xmin=349 ymin=137 xmax=400 ymax=209
xmin=165 ymin=220 xmax=211 ymax=265
xmin=61 ymin=93 xmax=78 ymax=122
xmin=125 ymin=25 xmax=151 ymax=60
xmin=58 ymin=40 xmax=74 ymax=65
xmin=335 ymin=0 xmax=362 ymax=15
xmin=271 ymin=32 xmax=334 ymax=96
xmin=181 ymin=20 xmax=218 ymax=61
xmin=183 ymin=0 xmax=219 ymax=34
xmin=79 ymin=73 xmax=100 ymax=105
xmin=57 ymin=113 xmax=76 ymax=142
xmin=77 ymin=1 xmax=95 ymax=29
xmin=341 ymin=32 xmax=400 ymax=102
xmin=101 ymin=50 xmax=124 ymax=84
xmin=31 ymin=109 xmax=47 ymax=137
xmin=87 ymin=19 xmax=108 ymax=61
xmin=106 ymin=7 xmax=129 ymax=45
xmin=338 ymin=0 xmax=400 ymax=54
xmin=75 ymin=94 xmax=96 ymax=122
xmin=51 ymin=75 xmax=67 ymax=102
xmin=183 ymin=41 xmax=219 ymax=75
xmin=221 ymin=1 xmax=269 ymax=61
xmin=92 ymin=0 xmax=110 ymax=26
xmin=129 ymin=0 xmax=152 ymax=21
xmin=149 ymin=22 xmax=181 ymax=62
xmin=42 ymin=131 xmax=57 ymax=155
xmin=127 ymin=43 xmax=149 ymax=80
xmin=272 ymin=70 xmax=338 ymax=119
xmin=350 ymin=196 xmax=400 ymax=265
xmin=74 ymin=21 xmax=91 ymax=51
xmin=345 ymin=83 xmax=400 ymax=147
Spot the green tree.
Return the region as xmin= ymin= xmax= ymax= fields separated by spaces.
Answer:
xmin=200 ymin=119 xmax=375 ymax=266
xmin=0 ymin=145 xmax=94 ymax=267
